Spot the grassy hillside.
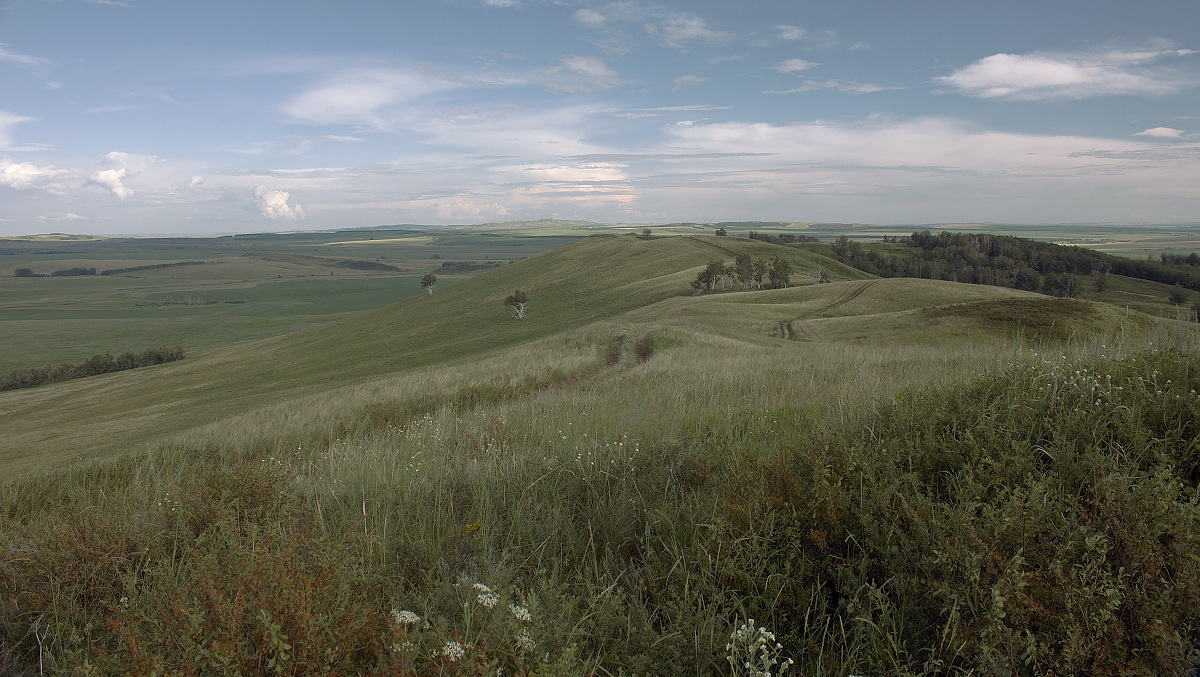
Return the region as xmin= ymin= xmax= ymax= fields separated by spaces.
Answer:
xmin=3 ymin=233 xmax=1200 ymax=675
xmin=0 ymin=234 xmax=856 ymax=471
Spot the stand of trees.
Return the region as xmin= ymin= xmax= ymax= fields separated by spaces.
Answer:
xmin=691 ymin=255 xmax=791 ymax=294
xmin=831 ymin=231 xmax=1200 ymax=299
xmin=1 ymin=347 xmax=185 ymax=392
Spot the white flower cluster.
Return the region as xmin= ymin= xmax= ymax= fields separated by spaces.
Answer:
xmin=474 ymin=582 xmax=499 ymax=608
xmin=390 ymin=609 xmax=420 ymax=626
xmin=726 ymin=619 xmax=794 ymax=677
xmin=442 ymin=640 xmax=466 ymax=662
xmin=509 ymin=603 xmax=532 ymax=623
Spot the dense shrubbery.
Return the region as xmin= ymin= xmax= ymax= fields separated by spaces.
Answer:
xmin=1 ymin=347 xmax=1198 ymax=674
xmin=0 ymin=347 xmax=184 ymax=391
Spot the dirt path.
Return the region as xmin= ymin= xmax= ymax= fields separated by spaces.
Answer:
xmin=782 ymin=280 xmax=876 ymax=338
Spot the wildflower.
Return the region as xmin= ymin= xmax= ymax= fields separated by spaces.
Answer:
xmin=442 ymin=640 xmax=466 ymax=662
xmin=390 ymin=609 xmax=420 ymax=626
xmin=509 ymin=603 xmax=532 ymax=622
xmin=474 ymin=582 xmax=499 ymax=608
xmin=516 ymin=631 xmax=535 ymax=653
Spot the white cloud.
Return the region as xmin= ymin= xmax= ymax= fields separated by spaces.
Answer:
xmin=0 ymin=159 xmax=64 ymax=190
xmin=0 ymin=44 xmax=47 ymax=66
xmin=573 ymin=8 xmax=606 ymax=26
xmin=766 ymin=79 xmax=904 ymax=95
xmin=671 ymin=74 xmax=708 ymax=93
xmin=937 ymin=48 xmax=1196 ymax=100
xmin=87 ymin=168 xmax=132 ymax=200
xmin=0 ymin=111 xmax=35 ymax=150
xmin=284 ymin=68 xmax=457 ymax=128
xmin=1135 ymin=127 xmax=1185 ymax=138
xmin=481 ymin=0 xmax=519 ymax=7
xmin=186 ymin=175 xmax=206 ymax=189
xmin=432 ymin=197 xmax=509 ymax=220
xmin=775 ymin=59 xmax=817 ymax=74
xmin=255 ymin=186 xmax=304 ymax=220
xmin=645 ymin=17 xmax=732 ymax=49
xmin=775 ymin=25 xmax=806 ymax=41
xmin=103 ymin=151 xmax=159 ymax=174
xmin=317 ymin=135 xmax=366 ymax=143
xmin=542 ymin=56 xmax=619 ymax=93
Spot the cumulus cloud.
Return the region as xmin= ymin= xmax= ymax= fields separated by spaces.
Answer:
xmin=542 ymin=56 xmax=619 ymax=93
xmin=1135 ymin=127 xmax=1185 ymax=138
xmin=284 ymin=68 xmax=457 ymax=128
xmin=775 ymin=58 xmax=817 ymax=74
xmin=255 ymin=186 xmax=304 ymax=220
xmin=937 ymin=48 xmax=1197 ymax=100
xmin=0 ymin=159 xmax=65 ymax=190
xmin=87 ymin=168 xmax=132 ymax=200
xmin=102 ymin=151 xmax=159 ymax=173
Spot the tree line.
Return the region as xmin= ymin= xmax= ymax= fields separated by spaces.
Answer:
xmin=1 ymin=347 xmax=185 ymax=392
xmin=829 ymin=231 xmax=1200 ymax=298
xmin=14 ymin=267 xmax=97 ymax=277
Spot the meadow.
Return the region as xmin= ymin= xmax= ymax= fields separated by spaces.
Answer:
xmin=2 ymin=228 xmax=1200 ymax=675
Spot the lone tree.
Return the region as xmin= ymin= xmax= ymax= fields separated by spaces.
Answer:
xmin=641 ymin=228 xmax=652 ymax=238
xmin=715 ymin=227 xmax=727 ymax=236
xmin=421 ymin=272 xmax=437 ymax=295
xmin=505 ymin=289 xmax=528 ymax=319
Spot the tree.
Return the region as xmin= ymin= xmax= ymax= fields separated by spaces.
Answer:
xmin=813 ymin=262 xmax=829 ymax=284
xmin=691 ymin=260 xmax=725 ymax=294
xmin=752 ymin=258 xmax=767 ymax=289
xmin=642 ymin=228 xmax=652 ymax=238
xmin=421 ymin=272 xmax=437 ymax=295
xmin=14 ymin=268 xmax=32 ymax=277
xmin=505 ymin=289 xmax=528 ymax=319
xmin=1169 ymin=284 xmax=1188 ymax=305
xmin=734 ymin=254 xmax=754 ymax=289
xmin=715 ymin=228 xmax=727 ymax=237
xmin=767 ymin=256 xmax=792 ymax=289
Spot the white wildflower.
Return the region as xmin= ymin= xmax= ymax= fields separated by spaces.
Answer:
xmin=473 ymin=583 xmax=499 ymax=608
xmin=516 ymin=631 xmax=536 ymax=653
xmin=442 ymin=640 xmax=466 ymax=662
xmin=509 ymin=603 xmax=532 ymax=622
xmin=390 ymin=609 xmax=420 ymax=626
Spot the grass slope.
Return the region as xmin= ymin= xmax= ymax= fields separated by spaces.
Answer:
xmin=0 ymin=235 xmax=841 ymax=470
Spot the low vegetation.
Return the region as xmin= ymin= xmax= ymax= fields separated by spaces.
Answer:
xmin=2 ymin=231 xmax=1200 ymax=675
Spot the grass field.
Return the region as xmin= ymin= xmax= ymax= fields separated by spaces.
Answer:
xmin=3 ymin=228 xmax=1200 ymax=675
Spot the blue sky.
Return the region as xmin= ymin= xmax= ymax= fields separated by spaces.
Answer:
xmin=1 ymin=0 xmax=1198 ymax=235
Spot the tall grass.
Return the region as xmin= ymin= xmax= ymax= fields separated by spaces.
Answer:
xmin=2 ymin=313 xmax=1199 ymax=674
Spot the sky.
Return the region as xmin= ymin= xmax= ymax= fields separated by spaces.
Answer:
xmin=1 ymin=0 xmax=1198 ymax=236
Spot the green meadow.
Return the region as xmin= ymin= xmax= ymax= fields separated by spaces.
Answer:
xmin=2 ymin=229 xmax=1200 ymax=675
